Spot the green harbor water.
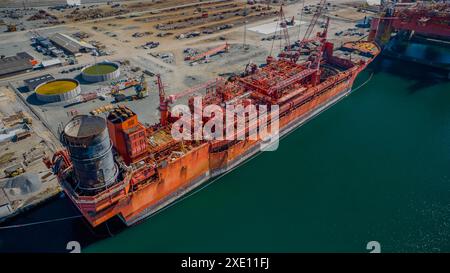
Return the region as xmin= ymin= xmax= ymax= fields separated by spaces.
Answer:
xmin=83 ymin=55 xmax=450 ymax=253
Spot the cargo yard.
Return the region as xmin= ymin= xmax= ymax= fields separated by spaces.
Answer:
xmin=0 ymin=0 xmax=449 ymax=254
xmin=0 ymin=0 xmax=374 ymax=133
xmin=0 ymin=84 xmax=61 ymax=222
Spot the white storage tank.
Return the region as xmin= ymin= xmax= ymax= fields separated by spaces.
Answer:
xmin=81 ymin=61 xmax=120 ymax=82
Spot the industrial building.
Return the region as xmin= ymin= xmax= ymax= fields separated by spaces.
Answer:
xmin=0 ymin=52 xmax=35 ymax=78
xmin=24 ymin=74 xmax=55 ymax=91
xmin=0 ymin=124 xmax=32 ymax=144
xmin=50 ymin=33 xmax=95 ymax=55
xmin=40 ymin=59 xmax=62 ymax=69
xmin=34 ymin=37 xmax=53 ymax=49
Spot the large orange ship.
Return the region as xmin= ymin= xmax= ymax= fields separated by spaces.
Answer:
xmin=45 ymin=19 xmax=380 ymax=228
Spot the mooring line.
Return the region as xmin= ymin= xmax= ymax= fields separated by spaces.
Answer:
xmin=352 ymin=72 xmax=374 ymax=92
xmin=0 ymin=215 xmax=82 ymax=230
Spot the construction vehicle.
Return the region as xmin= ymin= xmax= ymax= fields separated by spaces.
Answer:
xmin=4 ymin=164 xmax=25 ymax=178
xmin=22 ymin=117 xmax=33 ymax=125
xmin=111 ymin=74 xmax=149 ymax=102
xmin=110 ymin=78 xmax=139 ymax=96
xmin=135 ymin=74 xmax=149 ymax=99
xmin=6 ymin=24 xmax=17 ymax=32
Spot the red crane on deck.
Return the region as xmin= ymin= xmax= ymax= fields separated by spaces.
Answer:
xmin=157 ymin=74 xmax=169 ymax=126
xmin=302 ymin=0 xmax=327 ymax=42
xmin=278 ymin=0 xmax=329 ymax=64
xmin=157 ymin=75 xmax=223 ymax=127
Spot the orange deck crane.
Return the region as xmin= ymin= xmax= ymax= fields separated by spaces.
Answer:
xmin=157 ymin=74 xmax=169 ymax=127
xmin=276 ymin=0 xmax=329 ymax=64
xmin=279 ymin=6 xmax=292 ymax=55
xmin=295 ymin=2 xmax=329 ymax=61
xmin=302 ymin=0 xmax=327 ymax=41
xmin=157 ymin=75 xmax=223 ymax=127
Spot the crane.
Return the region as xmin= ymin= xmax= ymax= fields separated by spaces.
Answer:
xmin=302 ymin=0 xmax=327 ymax=42
xmin=135 ymin=73 xmax=149 ymax=99
xmin=279 ymin=5 xmax=292 ymax=56
xmin=290 ymin=1 xmax=330 ymax=64
xmin=277 ymin=0 xmax=328 ymax=64
xmin=184 ymin=43 xmax=229 ymax=63
xmin=156 ymin=74 xmax=169 ymax=126
xmin=156 ymin=75 xmax=222 ymax=127
xmin=270 ymin=14 xmax=330 ymax=95
xmin=43 ymin=150 xmax=71 ymax=176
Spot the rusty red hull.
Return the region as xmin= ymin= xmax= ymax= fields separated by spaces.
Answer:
xmin=53 ymin=40 xmax=380 ymax=227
